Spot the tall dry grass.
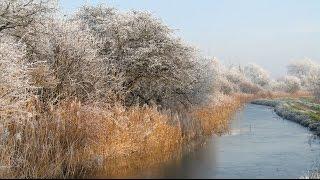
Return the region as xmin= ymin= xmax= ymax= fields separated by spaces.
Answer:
xmin=1 ymin=94 xmax=249 ymax=178
xmin=0 ymin=97 xmax=106 ymax=178
xmin=2 ymin=89 xmax=307 ymax=178
xmin=193 ymin=94 xmax=252 ymax=136
xmin=94 ymin=104 xmax=183 ymax=178
xmin=0 ymin=97 xmax=184 ymax=178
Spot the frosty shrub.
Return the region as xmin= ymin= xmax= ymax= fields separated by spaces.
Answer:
xmin=74 ymin=5 xmax=209 ymax=109
xmin=312 ymin=80 xmax=320 ymax=100
xmin=287 ymin=59 xmax=320 ymax=88
xmin=213 ymin=62 xmax=262 ymax=95
xmin=0 ymin=36 xmax=31 ymax=120
xmin=225 ymin=66 xmax=246 ymax=85
xmin=244 ymin=63 xmax=270 ymax=87
xmin=269 ymin=79 xmax=286 ymax=92
xmin=23 ymin=19 xmax=108 ymax=103
xmin=239 ymin=81 xmax=262 ymax=94
xmin=0 ymin=0 xmax=56 ymax=34
xmin=209 ymin=59 xmax=248 ymax=95
xmin=281 ymin=76 xmax=301 ymax=94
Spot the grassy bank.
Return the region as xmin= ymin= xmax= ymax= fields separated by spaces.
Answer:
xmin=252 ymin=96 xmax=320 ymax=179
xmin=251 ymin=96 xmax=320 ymax=135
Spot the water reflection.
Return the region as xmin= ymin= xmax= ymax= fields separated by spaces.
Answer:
xmin=132 ymin=104 xmax=320 ymax=179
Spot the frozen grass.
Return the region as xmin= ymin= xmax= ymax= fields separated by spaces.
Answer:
xmin=300 ymin=162 xmax=320 ymax=179
xmin=251 ymin=95 xmax=320 ymax=134
xmin=301 ymin=170 xmax=320 ymax=179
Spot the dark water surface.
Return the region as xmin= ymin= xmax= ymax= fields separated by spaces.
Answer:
xmin=132 ymin=104 xmax=320 ymax=179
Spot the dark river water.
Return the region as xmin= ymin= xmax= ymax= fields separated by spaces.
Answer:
xmin=132 ymin=104 xmax=320 ymax=179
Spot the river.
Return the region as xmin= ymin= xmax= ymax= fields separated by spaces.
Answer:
xmin=130 ymin=104 xmax=320 ymax=178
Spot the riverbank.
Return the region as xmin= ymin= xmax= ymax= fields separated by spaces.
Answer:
xmin=251 ymin=97 xmax=320 ymax=135
xmin=96 ymin=93 xmax=252 ymax=178
xmin=108 ymin=103 xmax=320 ymax=178
xmin=0 ymin=90 xmax=309 ymax=178
xmin=98 ymin=92 xmax=311 ymax=178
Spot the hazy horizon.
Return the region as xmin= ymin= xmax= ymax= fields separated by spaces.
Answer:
xmin=60 ymin=0 xmax=320 ymax=78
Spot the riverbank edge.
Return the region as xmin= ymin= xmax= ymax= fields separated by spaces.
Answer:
xmin=251 ymin=99 xmax=320 ymax=136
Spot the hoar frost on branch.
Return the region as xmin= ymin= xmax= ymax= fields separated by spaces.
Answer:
xmin=74 ymin=5 xmax=209 ymax=109
xmin=0 ymin=36 xmax=31 ymax=121
xmin=311 ymin=75 xmax=320 ymax=100
xmin=280 ymin=75 xmax=301 ymax=94
xmin=287 ymin=59 xmax=320 ymax=89
xmin=209 ymin=59 xmax=264 ymax=95
xmin=24 ymin=18 xmax=114 ymax=104
xmin=0 ymin=0 xmax=56 ymax=34
xmin=244 ymin=63 xmax=270 ymax=87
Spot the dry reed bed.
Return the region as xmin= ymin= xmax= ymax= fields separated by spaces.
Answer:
xmin=1 ymin=97 xmax=184 ymax=178
xmin=0 ymin=92 xmax=278 ymax=178
xmin=193 ymin=93 xmax=252 ymax=136
xmin=99 ymin=93 xmax=253 ymax=178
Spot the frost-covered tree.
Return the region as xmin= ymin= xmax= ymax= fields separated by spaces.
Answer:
xmin=0 ymin=0 xmax=56 ymax=34
xmin=74 ymin=5 xmax=207 ymax=109
xmin=308 ymin=70 xmax=320 ymax=100
xmin=311 ymin=77 xmax=320 ymax=100
xmin=280 ymin=75 xmax=301 ymax=94
xmin=287 ymin=59 xmax=320 ymax=88
xmin=269 ymin=79 xmax=285 ymax=92
xmin=224 ymin=66 xmax=246 ymax=86
xmin=244 ymin=63 xmax=270 ymax=87
xmin=208 ymin=59 xmax=263 ymax=95
xmin=0 ymin=36 xmax=31 ymax=121
xmin=25 ymin=18 xmax=113 ymax=103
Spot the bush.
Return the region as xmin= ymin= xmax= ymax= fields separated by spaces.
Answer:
xmin=239 ymin=81 xmax=262 ymax=94
xmin=310 ymin=76 xmax=320 ymax=100
xmin=74 ymin=6 xmax=210 ymax=109
xmin=0 ymin=36 xmax=31 ymax=122
xmin=0 ymin=0 xmax=56 ymax=34
xmin=244 ymin=63 xmax=270 ymax=87
xmin=282 ymin=76 xmax=301 ymax=94
xmin=287 ymin=59 xmax=320 ymax=88
xmin=22 ymin=19 xmax=110 ymax=104
xmin=269 ymin=79 xmax=285 ymax=92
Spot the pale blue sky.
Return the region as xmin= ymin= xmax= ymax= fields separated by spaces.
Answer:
xmin=60 ymin=0 xmax=320 ymax=77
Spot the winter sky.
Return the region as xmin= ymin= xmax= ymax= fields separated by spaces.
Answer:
xmin=60 ymin=0 xmax=320 ymax=78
